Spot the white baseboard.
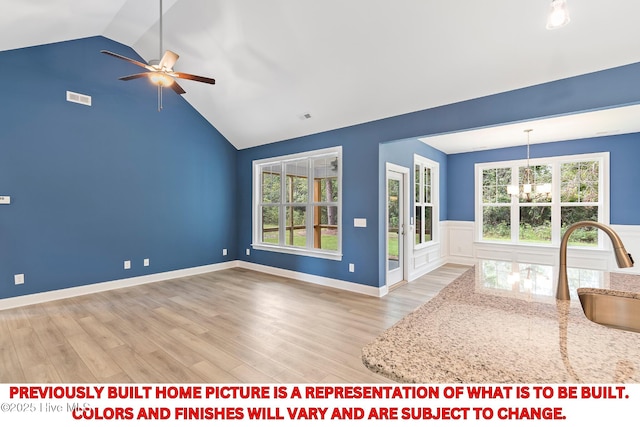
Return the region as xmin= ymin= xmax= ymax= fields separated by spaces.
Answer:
xmin=236 ymin=261 xmax=388 ymax=297
xmin=0 ymin=261 xmax=238 ymax=311
xmin=0 ymin=260 xmax=388 ymax=311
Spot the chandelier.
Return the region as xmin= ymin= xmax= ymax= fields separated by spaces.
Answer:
xmin=507 ymin=129 xmax=551 ymax=201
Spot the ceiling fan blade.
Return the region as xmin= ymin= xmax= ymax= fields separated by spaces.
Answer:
xmin=100 ymin=50 xmax=152 ymax=70
xmin=159 ymin=50 xmax=179 ymax=70
xmin=170 ymin=81 xmax=186 ymax=95
xmin=119 ymin=73 xmax=150 ymax=81
xmin=174 ymin=72 xmax=216 ymax=85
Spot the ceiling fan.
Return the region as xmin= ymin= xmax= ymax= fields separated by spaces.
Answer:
xmin=100 ymin=0 xmax=215 ymax=110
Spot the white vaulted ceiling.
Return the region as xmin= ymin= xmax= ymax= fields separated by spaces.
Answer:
xmin=2 ymin=0 xmax=640 ymax=150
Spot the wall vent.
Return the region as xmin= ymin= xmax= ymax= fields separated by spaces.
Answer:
xmin=66 ymin=91 xmax=92 ymax=106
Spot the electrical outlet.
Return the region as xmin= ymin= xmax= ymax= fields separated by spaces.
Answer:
xmin=14 ymin=274 xmax=24 ymax=285
xmin=349 ymin=263 xmax=355 ymax=273
xmin=246 ymin=248 xmax=250 ymax=256
xmin=144 ymin=258 xmax=150 ymax=267
xmin=223 ymin=248 xmax=227 ymax=256
xmin=124 ymin=260 xmax=131 ymax=270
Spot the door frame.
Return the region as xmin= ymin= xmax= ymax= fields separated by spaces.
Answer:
xmin=385 ymin=162 xmax=410 ymax=287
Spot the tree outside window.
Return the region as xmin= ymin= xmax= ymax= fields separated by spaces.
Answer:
xmin=254 ymin=147 xmax=342 ymax=260
xmin=478 ymin=154 xmax=606 ymax=247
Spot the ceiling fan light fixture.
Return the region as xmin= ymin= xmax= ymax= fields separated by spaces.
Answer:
xmin=148 ymin=72 xmax=174 ymax=87
xmin=101 ymin=0 xmax=215 ymax=111
xmin=546 ymin=0 xmax=570 ymax=30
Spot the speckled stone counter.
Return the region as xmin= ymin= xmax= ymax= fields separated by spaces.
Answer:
xmin=362 ymin=261 xmax=640 ymax=383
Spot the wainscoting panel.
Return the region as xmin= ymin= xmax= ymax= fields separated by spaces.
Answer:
xmin=443 ymin=221 xmax=475 ymax=265
xmin=446 ymin=221 xmax=640 ymax=276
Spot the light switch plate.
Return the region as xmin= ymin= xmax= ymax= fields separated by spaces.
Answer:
xmin=354 ymin=218 xmax=367 ymax=228
xmin=0 ymin=196 xmax=10 ymax=204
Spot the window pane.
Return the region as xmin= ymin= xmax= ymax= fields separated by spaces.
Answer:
xmin=286 ymin=161 xmax=308 ymax=203
xmin=261 ymin=207 xmax=279 ymax=244
xmin=261 ymin=165 xmax=281 ymax=203
xmin=519 ymin=206 xmax=551 ymax=244
xmin=482 ymin=184 xmax=497 ymax=204
xmin=415 ymin=165 xmax=420 ymax=202
xmin=496 ymin=168 xmax=510 ymax=185
xmin=483 ymin=206 xmax=511 ymax=241
xmin=285 ymin=206 xmax=306 ymax=247
xmin=415 ymin=206 xmax=422 ymax=245
xmin=313 ymin=156 xmax=338 ymax=202
xmin=424 ymin=167 xmax=431 ymax=203
xmin=313 ymin=206 xmax=338 ymax=250
xmin=519 ymin=165 xmax=552 ymax=203
xmin=561 ymin=161 xmax=598 ymax=203
xmin=483 ymin=167 xmax=511 ymax=203
xmin=320 ymin=177 xmax=338 ymax=202
xmin=482 ymin=168 xmax=495 ymax=186
xmin=424 ymin=206 xmax=433 ymax=242
xmin=388 ymin=178 xmax=400 ymax=261
xmin=482 ymin=169 xmax=496 ymax=203
xmin=561 ymin=206 xmax=599 ymax=246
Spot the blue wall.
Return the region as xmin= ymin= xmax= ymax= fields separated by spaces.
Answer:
xmin=4 ymin=36 xmax=640 ymax=297
xmin=378 ymin=139 xmax=447 ymax=284
xmin=236 ymin=61 xmax=640 ymax=288
xmin=235 ymin=127 xmax=381 ymax=288
xmin=447 ymin=133 xmax=640 ymax=224
xmin=0 ymin=37 xmax=237 ymax=299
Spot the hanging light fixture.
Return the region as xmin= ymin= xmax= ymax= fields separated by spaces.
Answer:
xmin=507 ymin=129 xmax=552 ymax=201
xmin=546 ymin=0 xmax=571 ymax=30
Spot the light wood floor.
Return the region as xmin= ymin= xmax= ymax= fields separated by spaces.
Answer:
xmin=0 ymin=264 xmax=470 ymax=383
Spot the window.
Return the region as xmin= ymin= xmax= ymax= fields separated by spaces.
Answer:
xmin=414 ymin=155 xmax=439 ymax=247
xmin=560 ymin=160 xmax=600 ymax=246
xmin=477 ymin=153 xmax=608 ymax=247
xmin=253 ymin=147 xmax=341 ymax=260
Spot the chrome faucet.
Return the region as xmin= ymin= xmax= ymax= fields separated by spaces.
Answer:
xmin=557 ymin=221 xmax=634 ymax=300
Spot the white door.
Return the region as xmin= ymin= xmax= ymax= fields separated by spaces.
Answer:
xmin=386 ymin=167 xmax=407 ymax=286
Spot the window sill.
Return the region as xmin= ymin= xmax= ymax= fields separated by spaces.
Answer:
xmin=251 ymin=243 xmax=343 ymax=261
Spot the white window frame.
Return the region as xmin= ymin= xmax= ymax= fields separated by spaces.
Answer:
xmin=475 ymin=152 xmax=609 ymax=247
xmin=252 ymin=146 xmax=342 ymax=260
xmin=414 ymin=154 xmax=439 ymax=249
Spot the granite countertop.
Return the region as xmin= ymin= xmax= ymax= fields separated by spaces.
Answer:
xmin=362 ymin=260 xmax=640 ymax=383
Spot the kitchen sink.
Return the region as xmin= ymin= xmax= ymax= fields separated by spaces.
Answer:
xmin=578 ymin=289 xmax=640 ymax=333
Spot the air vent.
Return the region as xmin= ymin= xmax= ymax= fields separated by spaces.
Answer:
xmin=66 ymin=91 xmax=92 ymax=106
xmin=299 ymin=112 xmax=312 ymax=120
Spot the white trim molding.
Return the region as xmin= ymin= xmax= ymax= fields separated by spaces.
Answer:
xmin=0 ymin=262 xmax=237 ymax=311
xmin=4 ymin=221 xmax=636 ymax=310
xmin=0 ymin=260 xmax=387 ymax=311
xmin=237 ymin=261 xmax=387 ymax=297
xmin=446 ymin=220 xmax=640 ymax=275
xmin=442 ymin=220 xmax=476 ymax=265
xmin=408 ymin=242 xmax=446 ymax=281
